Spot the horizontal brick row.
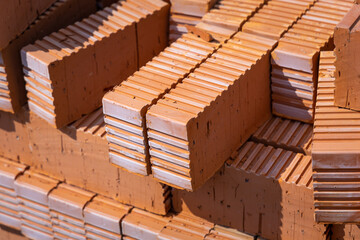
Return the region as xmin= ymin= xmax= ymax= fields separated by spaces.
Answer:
xmin=0 ymin=157 xmax=254 ymax=239
xmin=173 ymin=140 xmax=329 ymax=240
xmin=242 ymin=0 xmax=316 ymax=40
xmin=251 ymin=116 xmax=312 ymax=155
xmin=196 ymin=0 xmax=265 ymax=42
xmin=103 ymin=34 xmax=218 ymax=176
xmin=25 ymin=107 xmax=172 ymax=215
xmin=147 ymin=32 xmax=276 ymax=190
xmin=313 ymin=51 xmax=360 ymax=224
xmin=271 ymin=0 xmax=354 ymax=123
xmin=22 ymin=0 xmax=169 ymax=128
xmin=0 ymin=0 xmax=97 ymax=113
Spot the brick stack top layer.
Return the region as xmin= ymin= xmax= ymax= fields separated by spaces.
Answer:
xmin=196 ymin=0 xmax=265 ymax=42
xmin=251 ymin=116 xmax=313 ymax=155
xmin=233 ymin=141 xmax=313 ymax=188
xmin=313 ymin=51 xmax=360 ymax=224
xmin=242 ymin=0 xmax=316 ymax=40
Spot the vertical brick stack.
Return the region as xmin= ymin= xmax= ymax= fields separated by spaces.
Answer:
xmin=0 ymin=0 xmax=97 ymax=113
xmin=147 ymin=32 xmax=276 ymax=190
xmin=271 ymin=0 xmax=354 ymax=123
xmin=14 ymin=171 xmax=59 ymax=240
xmin=195 ymin=0 xmax=265 ymax=42
xmin=21 ymin=0 xmax=169 ymax=128
xmin=48 ymin=184 xmax=95 ymax=239
xmin=334 ymin=4 xmax=360 ymax=111
xmin=0 ymin=158 xmax=27 ymax=230
xmin=0 ymin=52 xmax=11 ymax=111
xmin=313 ymin=51 xmax=360 ymax=223
xmin=103 ymin=34 xmax=218 ymax=176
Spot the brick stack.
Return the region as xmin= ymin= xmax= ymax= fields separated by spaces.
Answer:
xmin=172 ymin=138 xmax=328 ymax=239
xmin=0 ymin=0 xmax=97 ymax=113
xmin=14 ymin=171 xmax=59 ymax=240
xmin=313 ymin=51 xmax=360 ymax=223
xmin=0 ymin=0 xmax=57 ymax=49
xmin=48 ymin=184 xmax=95 ymax=239
xmin=0 ymin=158 xmax=27 ymax=230
xmin=168 ymin=0 xmax=216 ymax=43
xmin=83 ymin=195 xmax=131 ymax=239
xmin=196 ymin=0 xmax=265 ymax=42
xmin=21 ymin=0 xmax=169 ymax=128
xmin=147 ymin=32 xmax=276 ymax=190
xmin=103 ymin=34 xmax=218 ymax=176
xmin=271 ymin=0 xmax=354 ymax=123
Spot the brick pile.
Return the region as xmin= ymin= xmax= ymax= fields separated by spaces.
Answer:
xmin=1 ymin=0 xmax=360 ymax=239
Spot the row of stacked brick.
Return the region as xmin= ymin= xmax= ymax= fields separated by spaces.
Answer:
xmin=102 ymin=0 xmax=269 ymax=191
xmin=20 ymin=0 xmax=169 ymax=128
xmin=0 ymin=156 xmax=256 ymax=240
xmin=0 ymin=0 xmax=97 ymax=113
